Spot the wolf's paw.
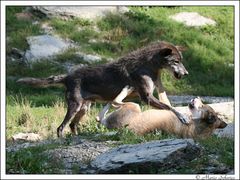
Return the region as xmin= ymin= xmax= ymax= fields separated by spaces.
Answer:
xmin=175 ymin=112 xmax=190 ymax=125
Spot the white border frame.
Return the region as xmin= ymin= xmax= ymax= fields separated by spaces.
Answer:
xmin=1 ymin=1 xmax=239 ymax=179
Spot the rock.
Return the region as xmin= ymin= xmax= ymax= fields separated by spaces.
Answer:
xmin=12 ymin=132 xmax=42 ymax=142
xmin=170 ymin=12 xmax=216 ymax=27
xmin=32 ymin=21 xmax=39 ymax=25
xmin=75 ymin=52 xmax=101 ymax=63
xmin=214 ymin=123 xmax=234 ymax=138
xmin=32 ymin=6 xmax=129 ymax=20
xmin=227 ymin=63 xmax=234 ymax=68
xmin=25 ymin=35 xmax=73 ymax=62
xmin=41 ymin=22 xmax=54 ymax=34
xmin=45 ymin=139 xmax=113 ymax=174
xmin=208 ymin=102 xmax=234 ymax=122
xmin=62 ymin=62 xmax=87 ymax=73
xmin=89 ymin=139 xmax=201 ymax=174
xmin=9 ymin=48 xmax=25 ymax=59
xmin=15 ymin=12 xmax=33 ymax=21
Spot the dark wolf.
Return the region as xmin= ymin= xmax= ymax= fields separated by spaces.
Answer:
xmin=17 ymin=41 xmax=189 ymax=137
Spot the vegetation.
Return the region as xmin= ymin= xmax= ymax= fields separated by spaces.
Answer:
xmin=6 ymin=6 xmax=234 ymax=174
xmin=6 ymin=96 xmax=234 ymax=174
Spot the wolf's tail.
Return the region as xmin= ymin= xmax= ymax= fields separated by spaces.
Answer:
xmin=17 ymin=74 xmax=67 ymax=87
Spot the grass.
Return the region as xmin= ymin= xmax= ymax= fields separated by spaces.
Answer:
xmin=6 ymin=6 xmax=42 ymax=53
xmin=166 ymin=136 xmax=234 ymax=174
xmin=5 ymin=6 xmax=235 ymax=174
xmin=6 ymin=97 xmax=234 ymax=174
xmin=6 ymin=96 xmax=66 ymax=139
xmin=6 ymin=143 xmax=65 ymax=174
xmin=6 ymin=6 xmax=234 ymax=96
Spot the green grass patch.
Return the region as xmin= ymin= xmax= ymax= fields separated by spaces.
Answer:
xmin=6 ymin=6 xmax=234 ymax=96
xmin=6 ymin=6 xmax=42 ymax=53
xmin=49 ymin=17 xmax=98 ymax=44
xmin=6 ymin=97 xmax=66 ymax=139
xmin=165 ymin=136 xmax=234 ymax=174
xmin=198 ymin=136 xmax=234 ymax=167
xmin=83 ymin=7 xmax=234 ymax=96
xmin=131 ymin=6 xmax=234 ymax=96
xmin=6 ymin=143 xmax=64 ymax=174
xmin=7 ymin=58 xmax=66 ymax=77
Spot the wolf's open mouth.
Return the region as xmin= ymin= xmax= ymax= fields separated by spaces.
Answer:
xmin=188 ymin=100 xmax=195 ymax=109
xmin=174 ymin=72 xmax=182 ymax=79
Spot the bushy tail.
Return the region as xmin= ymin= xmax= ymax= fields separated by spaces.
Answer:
xmin=17 ymin=74 xmax=67 ymax=87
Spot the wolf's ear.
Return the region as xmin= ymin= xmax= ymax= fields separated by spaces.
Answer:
xmin=160 ymin=48 xmax=172 ymax=56
xmin=176 ymin=46 xmax=188 ymax=52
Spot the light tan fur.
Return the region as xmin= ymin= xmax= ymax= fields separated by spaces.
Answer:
xmin=155 ymin=73 xmax=172 ymax=106
xmin=99 ymin=98 xmax=227 ymax=138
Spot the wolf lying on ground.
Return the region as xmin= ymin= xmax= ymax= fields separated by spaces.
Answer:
xmin=97 ymin=96 xmax=227 ymax=138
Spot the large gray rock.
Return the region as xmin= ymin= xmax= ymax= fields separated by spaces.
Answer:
xmin=25 ymin=35 xmax=72 ymax=62
xmin=89 ymin=139 xmax=201 ymax=174
xmin=33 ymin=6 xmax=129 ymax=20
xmin=170 ymin=12 xmax=216 ymax=27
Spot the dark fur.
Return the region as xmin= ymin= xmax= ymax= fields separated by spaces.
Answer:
xmin=17 ymin=41 xmax=188 ymax=137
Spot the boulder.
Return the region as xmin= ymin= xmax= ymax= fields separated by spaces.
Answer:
xmin=170 ymin=12 xmax=216 ymax=27
xmin=32 ymin=6 xmax=129 ymax=20
xmin=88 ymin=139 xmax=201 ymax=174
xmin=25 ymin=35 xmax=73 ymax=62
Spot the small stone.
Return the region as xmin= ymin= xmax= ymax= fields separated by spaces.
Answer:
xmin=88 ymin=39 xmax=98 ymax=43
xmin=15 ymin=12 xmax=33 ymax=21
xmin=12 ymin=132 xmax=42 ymax=142
xmin=170 ymin=12 xmax=216 ymax=27
xmin=41 ymin=23 xmax=54 ymax=34
xmin=75 ymin=52 xmax=101 ymax=63
xmin=10 ymin=48 xmax=25 ymax=59
xmin=32 ymin=21 xmax=39 ymax=25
